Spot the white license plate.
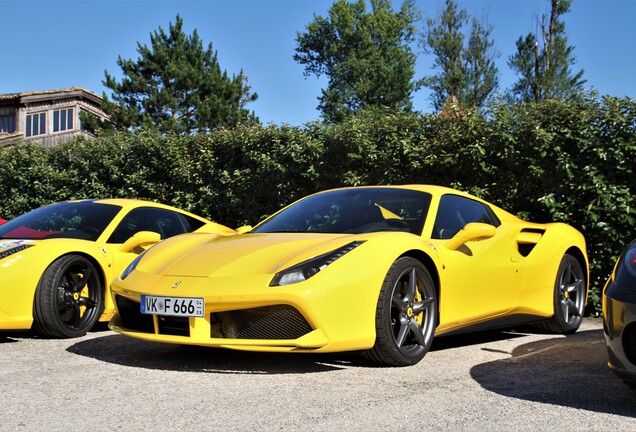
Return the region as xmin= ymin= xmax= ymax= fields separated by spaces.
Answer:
xmin=140 ymin=295 xmax=204 ymax=317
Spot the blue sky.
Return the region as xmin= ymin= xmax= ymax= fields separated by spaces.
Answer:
xmin=0 ymin=0 xmax=633 ymax=125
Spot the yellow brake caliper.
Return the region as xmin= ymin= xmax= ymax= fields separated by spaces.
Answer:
xmin=413 ymin=288 xmax=423 ymax=326
xmin=78 ymin=272 xmax=88 ymax=317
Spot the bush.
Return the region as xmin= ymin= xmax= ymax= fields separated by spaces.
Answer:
xmin=484 ymin=96 xmax=635 ymax=312
xmin=1 ymin=93 xmax=633 ymax=313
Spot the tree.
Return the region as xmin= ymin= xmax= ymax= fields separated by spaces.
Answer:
xmin=464 ymin=17 xmax=499 ymax=109
xmin=294 ymin=0 xmax=420 ymax=123
xmin=508 ymin=0 xmax=585 ymax=102
xmin=422 ymin=0 xmax=499 ymax=112
xmin=102 ymin=15 xmax=258 ymax=135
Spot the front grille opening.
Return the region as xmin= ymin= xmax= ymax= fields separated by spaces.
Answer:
xmin=115 ymin=295 xmax=154 ymax=333
xmin=158 ymin=316 xmax=190 ymax=337
xmin=211 ymin=305 xmax=313 ymax=340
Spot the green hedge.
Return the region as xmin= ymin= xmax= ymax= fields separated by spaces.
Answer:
xmin=1 ymin=94 xmax=634 ymax=314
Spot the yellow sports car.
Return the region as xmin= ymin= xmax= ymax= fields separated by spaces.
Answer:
xmin=0 ymin=199 xmax=234 ymax=338
xmin=110 ymin=185 xmax=588 ymax=366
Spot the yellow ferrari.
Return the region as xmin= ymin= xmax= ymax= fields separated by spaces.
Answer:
xmin=0 ymin=199 xmax=234 ymax=338
xmin=110 ymin=185 xmax=588 ymax=366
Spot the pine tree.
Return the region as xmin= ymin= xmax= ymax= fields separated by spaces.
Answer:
xmin=464 ymin=17 xmax=498 ymax=108
xmin=102 ymin=15 xmax=258 ymax=135
xmin=294 ymin=0 xmax=420 ymax=123
xmin=423 ymin=0 xmax=499 ymax=112
xmin=508 ymin=0 xmax=585 ymax=102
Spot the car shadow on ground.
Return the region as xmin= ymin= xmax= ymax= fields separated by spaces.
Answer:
xmin=66 ymin=333 xmax=369 ymax=374
xmin=431 ymin=327 xmax=529 ymax=351
xmin=470 ymin=329 xmax=636 ymax=417
xmin=66 ymin=327 xmax=528 ymax=374
xmin=0 ymin=330 xmax=36 ymax=343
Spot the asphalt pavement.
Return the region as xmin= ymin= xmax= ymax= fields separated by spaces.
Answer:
xmin=0 ymin=318 xmax=634 ymax=431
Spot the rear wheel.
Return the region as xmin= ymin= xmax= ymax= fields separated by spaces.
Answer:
xmin=536 ymin=254 xmax=586 ymax=334
xmin=33 ymin=255 xmax=103 ymax=338
xmin=366 ymin=257 xmax=437 ymax=366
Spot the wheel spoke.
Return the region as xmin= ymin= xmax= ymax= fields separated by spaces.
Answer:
xmin=64 ymin=272 xmax=79 ymax=290
xmin=58 ymin=299 xmax=73 ymax=314
xmin=71 ymin=302 xmax=81 ymax=327
xmin=405 ymin=269 xmax=416 ymax=303
xmin=395 ymin=317 xmax=410 ymax=347
xmin=395 ymin=315 xmax=426 ymax=348
xmin=561 ymin=297 xmax=580 ymax=319
xmin=74 ymin=267 xmax=92 ymax=292
xmin=412 ymin=297 xmax=434 ymax=315
xmin=409 ymin=319 xmax=425 ymax=346
xmin=568 ymin=278 xmax=584 ymax=294
xmin=78 ymin=297 xmax=97 ymax=309
xmin=565 ymin=264 xmax=574 ymax=283
xmin=392 ymin=291 xmax=407 ymax=309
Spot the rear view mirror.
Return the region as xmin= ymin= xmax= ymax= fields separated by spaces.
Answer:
xmin=120 ymin=231 xmax=161 ymax=253
xmin=446 ymin=222 xmax=496 ymax=250
xmin=235 ymin=225 xmax=253 ymax=234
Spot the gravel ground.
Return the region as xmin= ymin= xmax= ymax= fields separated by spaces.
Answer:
xmin=0 ymin=317 xmax=634 ymax=431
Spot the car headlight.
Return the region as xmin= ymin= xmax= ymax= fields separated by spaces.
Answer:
xmin=121 ymin=249 xmax=149 ymax=280
xmin=270 ymin=241 xmax=365 ymax=286
xmin=0 ymin=244 xmax=33 ymax=261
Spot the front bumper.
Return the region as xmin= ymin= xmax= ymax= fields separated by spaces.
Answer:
xmin=109 ymin=269 xmax=380 ymax=353
xmin=603 ymin=282 xmax=636 ymax=384
xmin=0 ymin=273 xmax=40 ymax=331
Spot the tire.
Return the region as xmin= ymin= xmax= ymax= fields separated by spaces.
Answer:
xmin=536 ymin=254 xmax=586 ymax=334
xmin=33 ymin=255 xmax=103 ymax=338
xmin=366 ymin=257 xmax=437 ymax=366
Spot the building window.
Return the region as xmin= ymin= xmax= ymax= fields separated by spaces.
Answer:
xmin=0 ymin=113 xmax=15 ymax=133
xmin=53 ymin=108 xmax=74 ymax=133
xmin=26 ymin=112 xmax=46 ymax=137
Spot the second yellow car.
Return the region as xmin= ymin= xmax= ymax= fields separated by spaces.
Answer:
xmin=0 ymin=199 xmax=234 ymax=338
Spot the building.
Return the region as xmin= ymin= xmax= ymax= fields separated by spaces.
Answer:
xmin=0 ymin=87 xmax=107 ymax=148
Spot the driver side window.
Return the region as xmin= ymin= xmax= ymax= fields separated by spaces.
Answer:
xmin=107 ymin=207 xmax=191 ymax=244
xmin=432 ymin=195 xmax=500 ymax=239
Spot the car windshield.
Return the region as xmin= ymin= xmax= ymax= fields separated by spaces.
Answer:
xmin=253 ymin=188 xmax=431 ymax=235
xmin=0 ymin=201 xmax=121 ymax=241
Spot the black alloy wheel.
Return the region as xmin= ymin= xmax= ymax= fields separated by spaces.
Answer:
xmin=366 ymin=257 xmax=437 ymax=366
xmin=33 ymin=254 xmax=103 ymax=338
xmin=536 ymin=254 xmax=586 ymax=334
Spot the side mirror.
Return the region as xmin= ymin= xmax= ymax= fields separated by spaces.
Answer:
xmin=235 ymin=225 xmax=253 ymax=234
xmin=446 ymin=222 xmax=496 ymax=250
xmin=120 ymin=231 xmax=161 ymax=253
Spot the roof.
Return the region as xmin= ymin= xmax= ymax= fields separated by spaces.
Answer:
xmin=0 ymin=87 xmax=102 ymax=105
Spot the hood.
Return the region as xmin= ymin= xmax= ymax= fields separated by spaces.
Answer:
xmin=150 ymin=233 xmax=361 ymax=278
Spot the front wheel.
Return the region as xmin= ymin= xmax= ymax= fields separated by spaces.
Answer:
xmin=366 ymin=257 xmax=437 ymax=366
xmin=33 ymin=255 xmax=103 ymax=338
xmin=537 ymin=254 xmax=586 ymax=334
